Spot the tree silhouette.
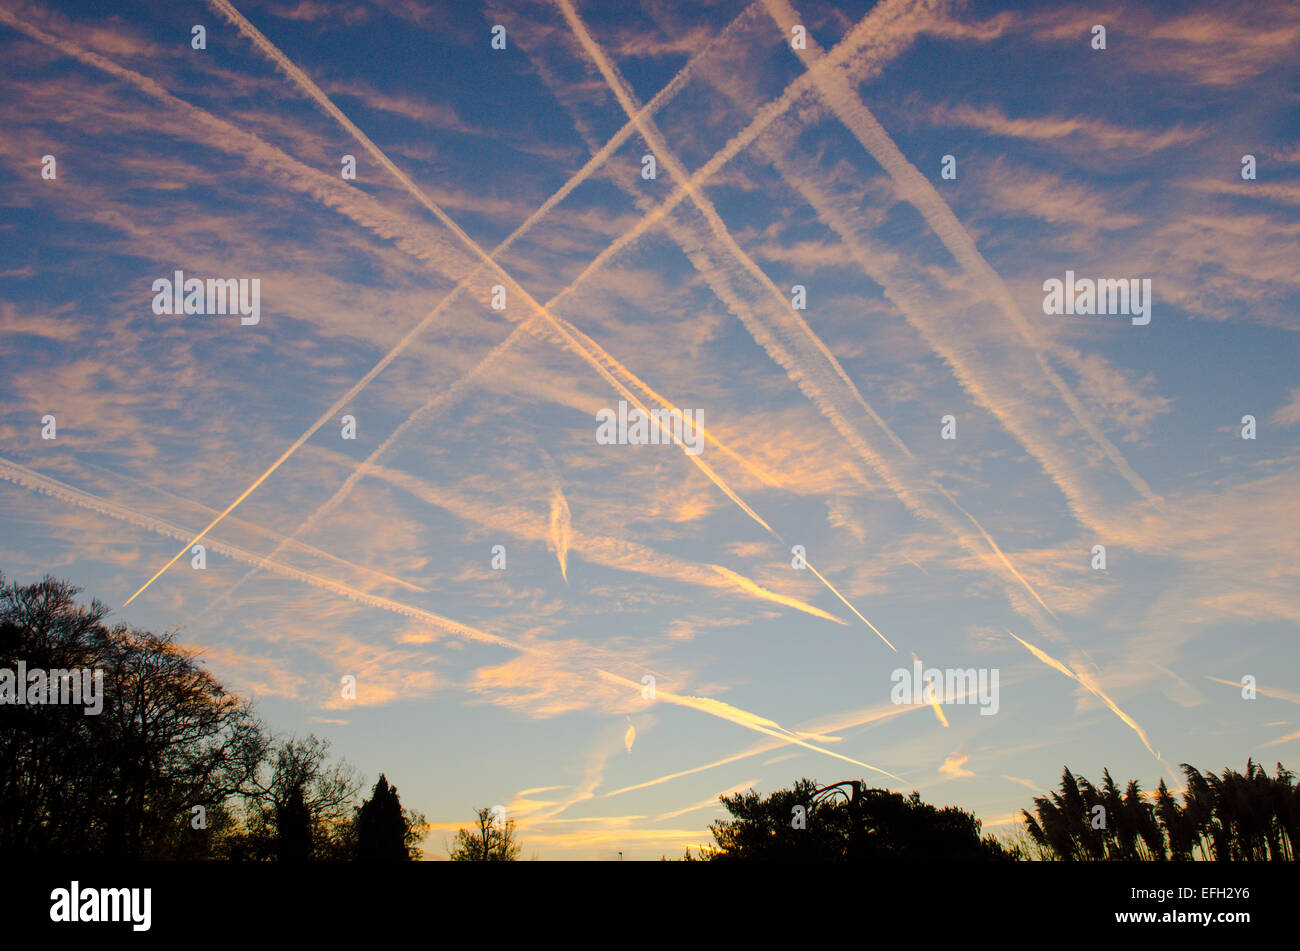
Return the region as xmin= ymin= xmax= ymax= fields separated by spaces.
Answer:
xmin=449 ymin=806 xmax=520 ymax=861
xmin=274 ymin=783 xmax=313 ymax=862
xmin=702 ymin=778 xmax=1014 ymax=860
xmin=355 ymin=774 xmax=424 ymax=861
xmin=0 ymin=573 xmax=263 ymax=859
xmin=237 ymin=734 xmax=361 ymax=861
xmin=0 ymin=572 xmax=430 ymax=862
xmin=1023 ymin=761 xmax=1296 ymax=861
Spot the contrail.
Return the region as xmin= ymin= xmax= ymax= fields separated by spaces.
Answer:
xmin=214 ymin=316 xmax=542 ymax=608
xmin=8 ymin=1 xmax=781 ymax=512
xmin=943 ymin=488 xmax=1056 ymax=619
xmin=646 ymin=1 xmax=1067 ymax=625
xmin=0 ymin=8 xmax=493 ymax=611
xmin=541 ymin=452 xmax=573 ymax=583
xmin=235 ymin=303 xmax=781 ymax=611
xmin=763 ymin=0 xmax=1156 ymax=507
xmin=1 ymin=0 xmax=777 ymax=616
xmin=596 ymin=670 xmax=905 ymax=782
xmin=802 ymin=561 xmax=894 ymax=650
xmin=607 ymin=2 xmax=1073 ymax=640
xmin=0 ymin=455 xmax=521 ymax=651
xmin=911 ymin=654 xmax=950 ymax=728
xmin=178 ymin=1 xmax=899 ymax=644
xmin=902 ymin=555 xmax=929 ymax=576
xmin=656 ymin=779 xmax=758 ymax=821
xmin=556 ymin=0 xmax=900 ymax=647
xmin=31 ymin=0 xmax=1043 ymax=673
xmin=3 ymin=454 xmax=879 ymax=769
xmin=206 ymin=2 xmax=798 ymax=622
xmin=684 ymin=39 xmax=1072 ymax=618
xmin=1206 ymin=676 xmax=1300 ymax=705
xmin=541 ymin=0 xmax=949 ymax=314
xmin=708 ymin=565 xmax=845 ymax=625
xmin=111 ymin=0 xmax=777 ymax=604
xmin=605 ymin=699 xmax=922 ymax=797
xmin=358 ymin=460 xmax=845 ymax=624
xmin=27 ymin=0 xmax=896 ymax=635
xmin=706 ymin=3 xmax=1123 ymax=530
xmin=1009 ymin=631 xmax=1159 ymax=759
xmin=5 ymin=0 xmax=933 ymax=639
xmin=1263 ymin=728 xmax=1300 ymax=748
xmin=75 ymin=459 xmax=424 ymax=593
xmin=555 ymin=0 xmax=912 ymax=465
xmin=0 ymin=5 xmax=476 ymax=283
xmin=559 ymin=0 xmax=1054 ymax=649
xmin=0 ymin=0 xmax=743 ymax=608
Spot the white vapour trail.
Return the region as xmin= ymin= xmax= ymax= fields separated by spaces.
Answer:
xmin=12 ymin=0 xmax=886 ymax=635
xmin=0 ymin=0 xmax=760 ymax=608
xmin=696 ymin=70 xmax=1065 ymax=621
xmin=216 ymin=0 xmax=777 ymax=564
xmin=555 ymin=0 xmax=1049 ymax=644
xmin=708 ymin=566 xmax=845 ymax=625
xmin=762 ymin=0 xmax=1156 ymax=508
xmin=21 ymin=455 xmax=898 ymax=777
xmin=26 ymin=0 xmax=1049 ymax=660
xmin=68 ymin=461 xmax=426 ymax=594
xmin=193 ymin=0 xmax=908 ymax=641
xmin=606 ymin=693 xmax=964 ymax=798
xmin=0 ymin=455 xmax=521 ymax=650
xmin=3 ymin=454 xmax=881 ymax=778
xmin=596 ymin=670 xmax=905 ymax=782
xmin=662 ymin=12 xmax=1168 ymax=783
xmin=0 ymin=6 xmax=478 ymax=283
xmin=357 ymin=460 xmax=843 ymax=624
xmin=6 ymin=449 xmax=912 ymax=780
xmin=637 ymin=6 xmax=1058 ymax=627
xmin=539 ymin=449 xmax=573 ymax=583
xmin=1206 ymin=676 xmax=1300 ymax=705
xmin=99 ymin=0 xmax=785 ymax=605
xmin=5 ymin=458 xmax=897 ymax=777
xmin=555 ymin=0 xmax=911 ymax=459
xmin=555 ymin=0 xmax=910 ymax=646
xmin=604 ymin=0 xmax=1068 ymax=634
xmin=214 ymin=316 xmax=542 ymax=609
xmin=695 ymin=7 xmax=1112 ymax=540
xmin=542 ymin=0 xmax=951 ymax=310
xmin=4 ymin=0 xmax=778 ymax=609
xmin=1009 ymin=631 xmax=1159 ymax=760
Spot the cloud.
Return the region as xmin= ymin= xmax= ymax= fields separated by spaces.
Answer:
xmin=925 ymin=102 xmax=1201 ymax=156
xmin=939 ymin=752 xmax=974 ymax=778
xmin=1270 ymin=388 xmax=1300 ymax=427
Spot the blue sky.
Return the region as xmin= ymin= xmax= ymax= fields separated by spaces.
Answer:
xmin=1 ymin=0 xmax=1298 ymax=858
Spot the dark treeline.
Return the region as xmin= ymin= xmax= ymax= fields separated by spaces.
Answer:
xmin=685 ymin=778 xmax=1015 ymax=860
xmin=0 ymin=573 xmax=424 ymax=860
xmin=691 ymin=765 xmax=1297 ymax=861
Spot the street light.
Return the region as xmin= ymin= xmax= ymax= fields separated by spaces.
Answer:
xmin=809 ymin=781 xmax=863 ymax=858
xmin=809 ymin=781 xmax=861 ymax=807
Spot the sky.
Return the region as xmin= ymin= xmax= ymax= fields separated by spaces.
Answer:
xmin=1 ymin=0 xmax=1298 ymax=860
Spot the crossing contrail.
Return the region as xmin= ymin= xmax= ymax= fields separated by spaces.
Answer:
xmin=118 ymin=0 xmax=878 ymax=643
